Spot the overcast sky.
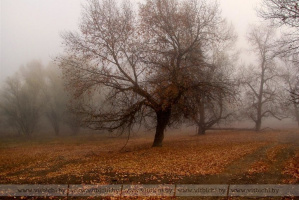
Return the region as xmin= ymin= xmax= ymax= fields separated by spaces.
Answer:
xmin=0 ymin=0 xmax=262 ymax=83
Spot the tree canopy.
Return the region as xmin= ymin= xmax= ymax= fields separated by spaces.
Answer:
xmin=58 ymin=0 xmax=236 ymax=146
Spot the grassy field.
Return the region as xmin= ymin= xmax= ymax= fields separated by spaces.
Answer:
xmin=0 ymin=129 xmax=298 ymax=199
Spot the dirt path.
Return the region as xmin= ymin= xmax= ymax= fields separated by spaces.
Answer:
xmin=154 ymin=132 xmax=299 ymax=185
xmin=222 ymin=144 xmax=276 ymax=177
xmin=211 ymin=131 xmax=299 ymax=184
xmin=92 ymin=141 xmax=297 ymax=186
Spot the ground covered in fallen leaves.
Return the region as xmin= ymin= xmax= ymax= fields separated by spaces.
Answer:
xmin=0 ymin=129 xmax=298 ymax=199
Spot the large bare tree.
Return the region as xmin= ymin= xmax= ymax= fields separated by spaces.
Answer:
xmin=241 ymin=25 xmax=284 ymax=131
xmin=258 ymin=0 xmax=299 ymax=107
xmin=58 ymin=0 xmax=234 ymax=146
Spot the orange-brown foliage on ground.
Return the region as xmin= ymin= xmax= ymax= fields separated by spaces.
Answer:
xmin=283 ymin=152 xmax=299 ymax=183
xmin=0 ymin=131 xmax=268 ymax=184
xmin=248 ymin=161 xmax=270 ymax=174
xmin=247 ymin=144 xmax=289 ymax=175
xmin=0 ymin=130 xmax=298 ymax=185
xmin=266 ymin=144 xmax=288 ymax=162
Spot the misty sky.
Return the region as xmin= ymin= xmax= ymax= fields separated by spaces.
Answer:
xmin=1 ymin=0 xmax=262 ymax=84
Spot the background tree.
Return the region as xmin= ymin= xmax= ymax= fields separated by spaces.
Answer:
xmin=44 ymin=63 xmax=68 ymax=135
xmin=58 ymin=0 xmax=235 ymax=147
xmin=63 ymin=99 xmax=83 ymax=135
xmin=183 ymin=49 xmax=237 ymax=135
xmin=0 ymin=61 xmax=45 ymax=136
xmin=64 ymin=111 xmax=82 ymax=135
xmin=258 ymin=0 xmax=299 ymax=56
xmin=259 ymin=0 xmax=299 ymax=108
xmin=259 ymin=0 xmax=299 ymax=28
xmin=280 ymin=55 xmax=299 ymax=127
xmin=241 ymin=25 xmax=283 ymax=131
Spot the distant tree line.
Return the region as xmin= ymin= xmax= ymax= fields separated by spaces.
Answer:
xmin=0 ymin=61 xmax=81 ymax=136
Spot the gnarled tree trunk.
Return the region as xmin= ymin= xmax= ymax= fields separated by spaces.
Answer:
xmin=255 ymin=117 xmax=262 ymax=132
xmin=198 ymin=99 xmax=206 ymax=135
xmin=293 ymin=103 xmax=299 ymax=128
xmin=152 ymin=109 xmax=171 ymax=147
xmin=197 ymin=125 xmax=206 ymax=135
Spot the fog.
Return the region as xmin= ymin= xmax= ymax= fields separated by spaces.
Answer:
xmin=0 ymin=0 xmax=84 ymax=83
xmin=1 ymin=0 xmax=261 ymax=83
xmin=1 ymin=0 xmax=298 ymax=138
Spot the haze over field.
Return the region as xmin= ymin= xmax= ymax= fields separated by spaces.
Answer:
xmin=1 ymin=0 xmax=299 ymax=137
xmin=1 ymin=0 xmax=261 ymax=83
